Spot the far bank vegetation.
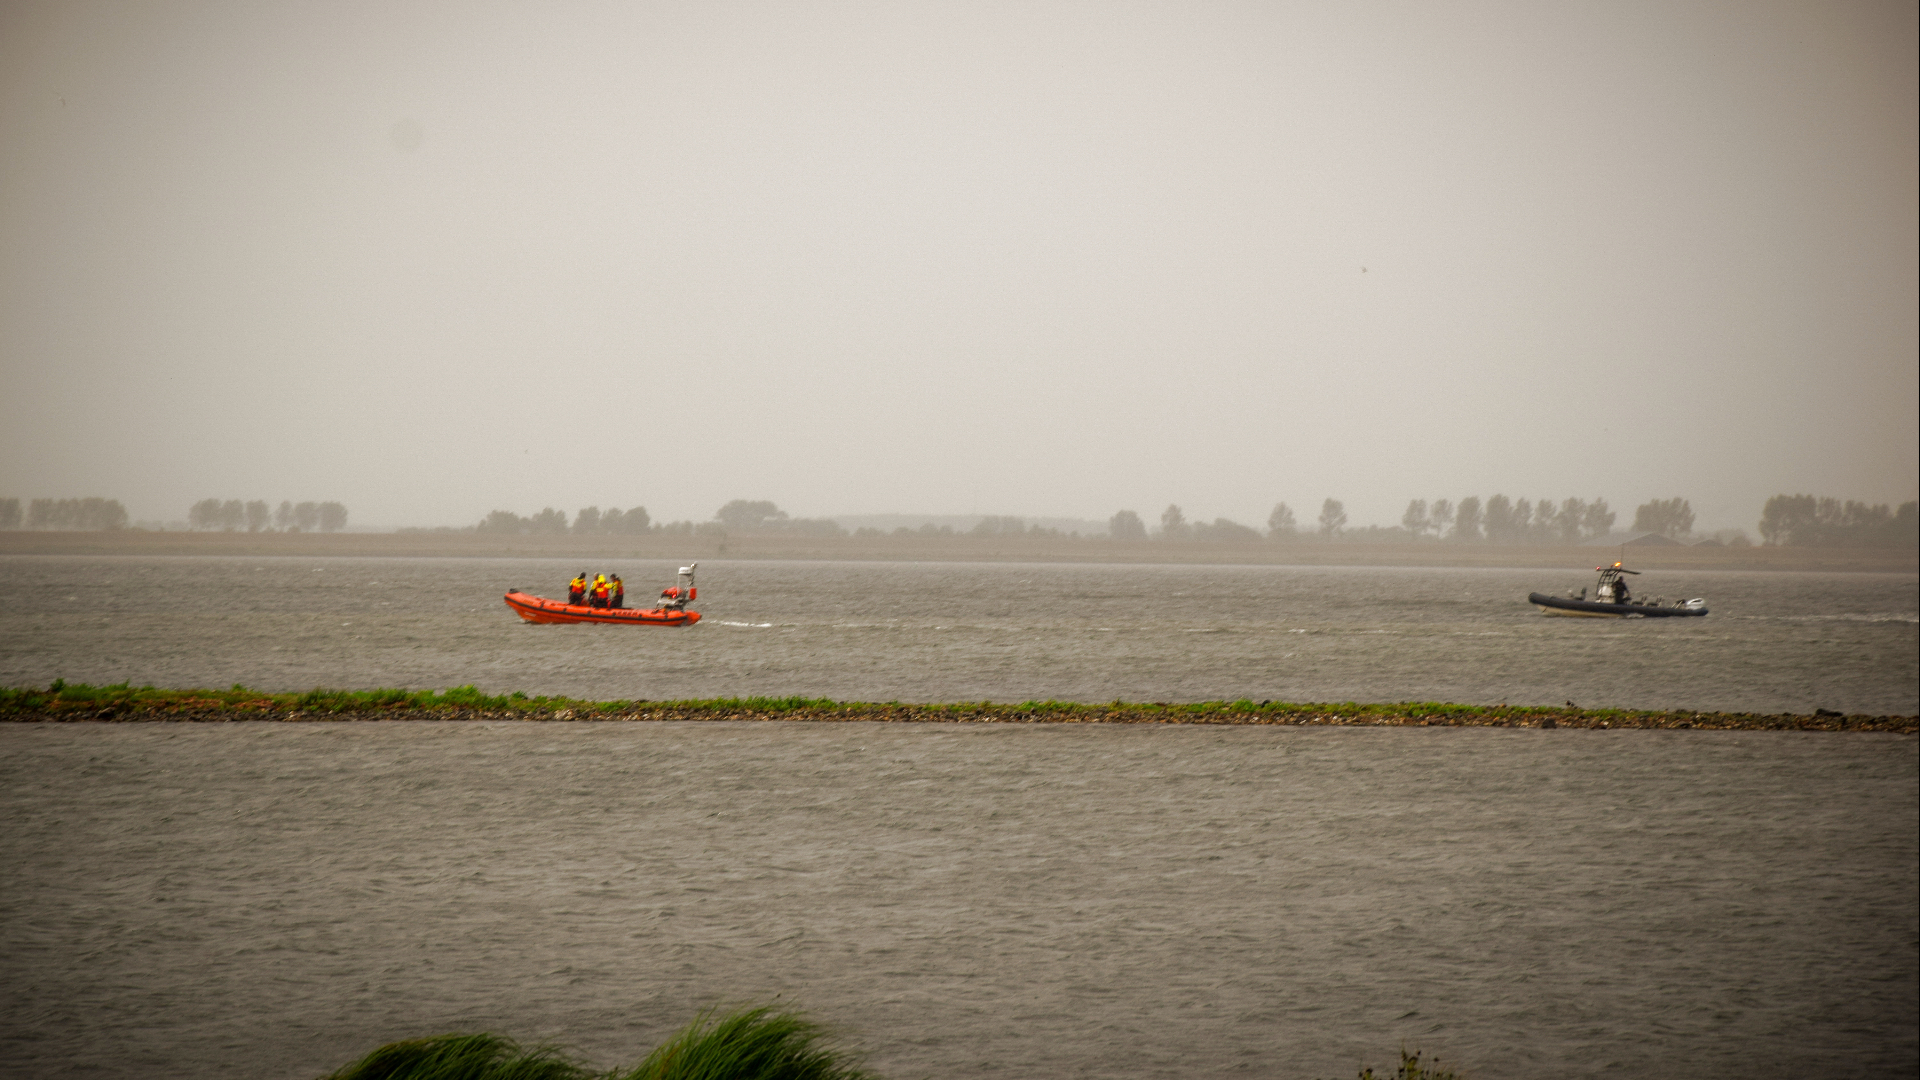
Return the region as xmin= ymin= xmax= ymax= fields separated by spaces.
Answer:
xmin=0 ymin=497 xmax=129 ymax=531
xmin=187 ymin=498 xmax=348 ymax=533
xmin=6 ymin=493 xmax=1912 ymax=548
xmin=430 ymin=493 xmax=1920 ymax=548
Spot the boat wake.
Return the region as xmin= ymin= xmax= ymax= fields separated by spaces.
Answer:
xmin=1769 ymin=613 xmax=1918 ymax=624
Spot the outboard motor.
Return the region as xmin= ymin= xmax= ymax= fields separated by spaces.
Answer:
xmin=660 ymin=563 xmax=698 ymax=610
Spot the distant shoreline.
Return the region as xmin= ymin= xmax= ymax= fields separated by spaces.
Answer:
xmin=4 ymin=685 xmax=1913 ymax=732
xmin=2 ymin=530 xmax=1914 ymax=572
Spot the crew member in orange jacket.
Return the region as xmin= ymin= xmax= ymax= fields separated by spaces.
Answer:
xmin=568 ymin=572 xmax=588 ymax=605
xmin=590 ymin=574 xmax=610 ymax=609
xmin=610 ymin=575 xmax=625 ymax=608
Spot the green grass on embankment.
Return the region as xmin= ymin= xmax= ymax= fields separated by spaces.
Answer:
xmin=318 ymin=1005 xmax=878 ymax=1080
xmin=313 ymin=1004 xmax=1461 ymax=1080
xmin=2 ymin=680 xmax=1911 ymax=731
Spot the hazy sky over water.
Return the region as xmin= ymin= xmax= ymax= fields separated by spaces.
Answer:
xmin=3 ymin=0 xmax=1914 ymax=531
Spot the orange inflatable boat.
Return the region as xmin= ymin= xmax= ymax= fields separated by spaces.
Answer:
xmin=504 ymin=563 xmax=701 ymax=627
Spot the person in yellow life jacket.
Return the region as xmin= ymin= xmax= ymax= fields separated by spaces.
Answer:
xmin=609 ymin=574 xmax=625 ymax=609
xmin=590 ymin=574 xmax=610 ymax=609
xmin=568 ymin=572 xmax=588 ymax=606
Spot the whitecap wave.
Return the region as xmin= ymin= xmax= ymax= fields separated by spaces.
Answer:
xmin=1770 ymin=613 xmax=1918 ymax=624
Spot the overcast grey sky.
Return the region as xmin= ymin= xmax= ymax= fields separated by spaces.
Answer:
xmin=3 ymin=0 xmax=1914 ymax=531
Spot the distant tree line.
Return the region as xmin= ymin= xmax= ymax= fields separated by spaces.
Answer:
xmin=188 ymin=499 xmax=347 ymax=532
xmin=1094 ymin=496 xmax=1621 ymax=544
xmin=477 ymin=505 xmax=652 ymax=534
xmin=0 ymin=497 xmax=129 ymax=531
xmin=1394 ymin=496 xmax=1621 ymax=543
xmin=1094 ymin=494 xmax=1913 ymax=546
xmin=460 ymin=494 xmax=1918 ymax=547
xmin=470 ymin=500 xmax=845 ymax=538
xmin=1758 ymin=496 xmax=1918 ymax=547
xmin=849 ymin=516 xmax=1102 ymax=540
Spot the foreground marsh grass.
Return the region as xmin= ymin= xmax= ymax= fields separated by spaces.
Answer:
xmin=320 ymin=1032 xmax=589 ymax=1080
xmin=315 ymin=1007 xmax=1461 ymax=1080
xmin=3 ymin=680 xmax=1912 ymax=731
xmin=319 ymin=1007 xmax=876 ymax=1080
xmin=1342 ymin=1047 xmax=1466 ymax=1080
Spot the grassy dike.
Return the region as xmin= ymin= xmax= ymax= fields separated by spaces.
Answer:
xmin=319 ymin=1005 xmax=879 ymax=1080
xmin=315 ymin=1006 xmax=1463 ymax=1080
xmin=4 ymin=680 xmax=1913 ymax=732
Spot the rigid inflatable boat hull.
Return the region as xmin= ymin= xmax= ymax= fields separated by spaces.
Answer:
xmin=1527 ymin=592 xmax=1707 ymax=618
xmin=504 ymin=591 xmax=700 ymax=626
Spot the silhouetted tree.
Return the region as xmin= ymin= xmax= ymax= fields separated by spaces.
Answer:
xmin=189 ymin=499 xmax=222 ymax=530
xmin=294 ymin=501 xmax=320 ymax=531
xmin=1317 ymin=498 xmax=1347 ymax=537
xmin=0 ymin=498 xmax=18 ymax=530
xmin=573 ymin=507 xmax=602 ymax=534
xmin=1582 ymin=499 xmax=1616 ymax=540
xmin=1758 ymin=494 xmax=1816 ymax=545
xmin=1108 ymin=509 xmax=1147 ymax=541
xmin=476 ymin=510 xmax=526 ymax=533
xmin=1450 ymin=496 xmax=1482 ymax=542
xmin=1553 ymin=498 xmax=1586 ymax=542
xmin=527 ymin=507 xmax=567 ymax=534
xmin=1428 ymin=499 xmax=1454 ymax=537
xmin=1482 ymin=495 xmax=1520 ymax=543
xmin=1532 ymin=499 xmax=1557 ymax=540
xmin=273 ymin=500 xmax=293 ymax=530
xmin=1401 ymin=499 xmax=1430 ymax=537
xmin=716 ymin=500 xmax=786 ymax=531
xmin=244 ymin=500 xmax=270 ymax=533
xmin=1267 ymin=503 xmax=1297 ymax=540
xmin=317 ymin=502 xmax=348 ymax=532
xmin=605 ymin=506 xmax=651 ymax=534
xmin=1633 ymin=498 xmax=1694 ymax=538
xmin=217 ymin=500 xmax=245 ymax=531
xmin=1158 ymin=504 xmax=1189 ymax=540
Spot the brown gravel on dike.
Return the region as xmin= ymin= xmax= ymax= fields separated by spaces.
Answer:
xmin=4 ymin=702 xmax=1914 ymax=733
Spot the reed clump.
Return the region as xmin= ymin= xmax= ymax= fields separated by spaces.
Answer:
xmin=318 ymin=1005 xmax=876 ymax=1080
xmin=320 ymin=1032 xmax=592 ymax=1080
xmin=1332 ymin=1047 xmax=1466 ymax=1080
xmin=2 ymin=680 xmax=1911 ymax=732
xmin=624 ymin=1005 xmax=877 ymax=1080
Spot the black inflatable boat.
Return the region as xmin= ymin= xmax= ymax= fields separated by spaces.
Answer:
xmin=1529 ymin=563 xmax=1708 ymax=618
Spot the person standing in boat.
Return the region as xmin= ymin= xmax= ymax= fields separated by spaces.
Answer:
xmin=590 ymin=574 xmax=611 ymax=608
xmin=609 ymin=574 xmax=625 ymax=608
xmin=568 ymin=571 xmax=588 ymax=606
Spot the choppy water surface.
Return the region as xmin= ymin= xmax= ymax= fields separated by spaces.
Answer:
xmin=0 ymin=556 xmax=1914 ymax=713
xmin=1 ymin=722 xmax=1913 ymax=1080
xmin=2 ymin=558 xmax=1916 ymax=1078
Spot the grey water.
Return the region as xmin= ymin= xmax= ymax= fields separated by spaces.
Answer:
xmin=1 ymin=557 xmax=1916 ymax=1079
xmin=0 ymin=556 xmax=1915 ymax=713
xmin=1 ymin=722 xmax=1913 ymax=1080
